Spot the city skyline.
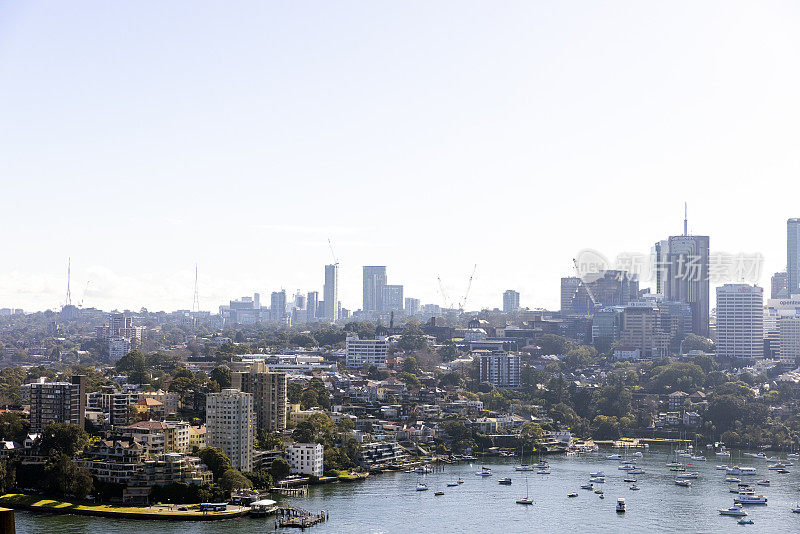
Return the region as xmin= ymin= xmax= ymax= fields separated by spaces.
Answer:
xmin=3 ymin=2 xmax=800 ymax=312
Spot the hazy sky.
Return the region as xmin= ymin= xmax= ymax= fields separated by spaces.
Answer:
xmin=2 ymin=1 xmax=800 ymax=313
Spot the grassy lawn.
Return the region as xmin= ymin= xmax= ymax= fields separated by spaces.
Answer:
xmin=0 ymin=494 xmax=243 ymax=518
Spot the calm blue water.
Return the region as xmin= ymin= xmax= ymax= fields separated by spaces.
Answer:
xmin=15 ymin=448 xmax=800 ymax=533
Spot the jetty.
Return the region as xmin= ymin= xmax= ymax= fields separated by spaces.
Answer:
xmin=275 ymin=506 xmax=328 ymax=529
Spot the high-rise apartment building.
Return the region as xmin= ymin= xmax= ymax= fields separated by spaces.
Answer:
xmin=345 ymin=335 xmax=389 ymax=368
xmin=24 ymin=375 xmax=86 ymax=432
xmin=475 ymin=350 xmax=521 ymax=388
xmin=205 ymin=389 xmax=254 ymax=471
xmin=716 ymin=284 xmax=763 ymax=361
xmin=788 ymin=219 xmax=800 ymax=297
xmin=324 ymin=264 xmax=339 ymax=321
xmin=503 ymin=290 xmax=520 ymax=312
xmin=231 ymin=362 xmax=287 ymax=433
xmin=381 ymin=284 xmax=404 ymax=312
xmin=404 ymin=298 xmax=420 ymax=316
xmin=363 ymin=266 xmax=387 ymax=314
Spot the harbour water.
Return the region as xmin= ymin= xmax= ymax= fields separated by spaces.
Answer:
xmin=15 ymin=448 xmax=800 ymax=533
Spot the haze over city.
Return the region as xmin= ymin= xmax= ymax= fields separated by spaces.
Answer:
xmin=3 ymin=1 xmax=800 ymax=313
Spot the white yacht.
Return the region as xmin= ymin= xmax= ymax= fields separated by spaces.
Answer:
xmin=768 ymin=463 xmax=786 ymax=471
xmin=716 ymin=465 xmax=729 ymax=470
xmin=589 ymin=476 xmax=605 ymax=483
xmin=674 ymin=479 xmax=692 ymax=487
xmin=756 ymin=480 xmax=770 ymax=486
xmin=580 ymin=483 xmax=594 ymax=490
xmin=416 ymin=483 xmax=429 ymax=491
xmin=633 ymin=451 xmax=643 ymax=458
xmin=719 ymin=504 xmax=748 ymax=517
xmin=589 ymin=471 xmax=605 ymax=477
xmin=725 ymin=476 xmax=741 ymax=483
xmin=765 ymin=456 xmax=779 ymax=462
xmin=629 ymin=484 xmax=640 ymax=491
xmin=515 ymin=465 xmax=534 ymax=472
xmin=690 ymin=455 xmax=706 ymax=461
xmin=516 ymin=478 xmax=533 ymax=505
xmin=628 ymin=468 xmax=645 ymax=474
xmin=717 ymin=450 xmax=731 ymax=458
xmin=733 ymin=493 xmax=768 ymax=504
xmin=675 ymin=472 xmax=699 ymax=479
xmin=607 ymin=454 xmax=623 ymax=460
xmin=475 ymin=467 xmax=492 ymax=477
xmin=787 ymin=453 xmax=799 ymax=460
xmin=666 ymin=462 xmax=683 ymax=468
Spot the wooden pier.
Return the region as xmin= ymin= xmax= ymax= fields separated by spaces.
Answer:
xmin=274 ymin=507 xmax=328 ymax=529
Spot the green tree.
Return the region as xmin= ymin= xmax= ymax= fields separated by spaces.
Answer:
xmin=210 ymin=366 xmax=231 ymax=389
xmin=292 ymin=413 xmax=335 ymax=444
xmin=398 ymin=372 xmax=421 ymax=389
xmin=270 ymin=457 xmax=291 ymax=480
xmin=44 ymin=454 xmax=93 ymax=499
xmin=0 ymin=459 xmax=15 ymax=493
xmin=39 ymin=423 xmax=89 ymax=457
xmin=402 ymin=356 xmax=420 ymax=375
xmin=398 ymin=322 xmax=427 ymax=352
xmin=219 ymin=469 xmax=253 ymax=492
xmin=0 ymin=412 xmax=29 ymax=443
xmin=243 ymin=469 xmax=272 ymax=489
xmin=198 ymin=447 xmax=232 ymax=479
xmin=683 ymin=334 xmax=715 ymax=353
xmin=538 ymin=334 xmax=576 ymax=356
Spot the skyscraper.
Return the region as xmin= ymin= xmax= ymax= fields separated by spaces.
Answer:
xmin=324 ymin=264 xmax=339 ymax=321
xmin=715 ymin=284 xmax=763 ymax=361
xmin=560 ymin=277 xmax=581 ymax=317
xmin=362 ymin=266 xmax=387 ymax=314
xmin=270 ymin=290 xmax=287 ymax=323
xmin=24 ymin=375 xmax=86 ymax=432
xmin=306 ymin=291 xmax=318 ymax=322
xmin=503 ymin=290 xmax=520 ymax=312
xmin=771 ymin=272 xmax=789 ymax=299
xmin=655 ymin=210 xmax=710 ymax=338
xmin=788 ymin=218 xmax=800 ymax=297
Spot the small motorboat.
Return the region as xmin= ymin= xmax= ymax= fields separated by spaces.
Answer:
xmin=416 ymin=483 xmax=429 ymax=491
xmin=792 ymin=504 xmax=800 ymax=513
xmin=607 ymin=454 xmax=622 ymax=460
xmin=717 ymin=465 xmax=729 ymax=470
xmin=719 ymin=504 xmax=747 ymax=517
xmin=476 ymin=467 xmax=492 ymax=477
xmin=768 ymin=463 xmax=786 ymax=471
xmin=447 ymin=482 xmax=459 ymax=487
xmin=516 ymin=497 xmax=533 ymax=505
xmin=589 ymin=476 xmax=605 ymax=483
xmin=594 ymin=489 xmax=604 ymax=495
xmin=777 ymin=468 xmax=790 ymax=474
xmin=589 ymin=471 xmax=605 ymax=477
xmin=537 ymin=469 xmax=551 ymax=475
xmin=628 ymin=468 xmax=645 ymax=474
xmin=599 ymin=494 xmax=605 ymax=499
xmin=675 ymin=472 xmax=699 ymax=479
xmin=737 ymin=518 xmax=754 ymax=525
xmin=456 ymin=478 xmax=464 ymax=485
xmin=726 ymin=477 xmax=742 ymax=483
xmin=756 ymin=480 xmax=770 ymax=486
xmin=434 ymin=491 xmax=444 ymax=496
xmin=515 ymin=465 xmax=534 ymax=472
xmin=616 ymin=498 xmax=626 ymax=513
xmin=498 ymin=477 xmax=512 ymax=485
xmin=567 ymin=493 xmax=578 ymax=498
xmin=670 ymin=466 xmax=686 ymax=472
xmin=580 ymin=483 xmax=594 ymax=490
xmin=674 ymin=479 xmax=691 ymax=487
xmin=624 ymin=478 xmax=637 ymax=483
xmin=629 ymin=484 xmax=640 ymax=491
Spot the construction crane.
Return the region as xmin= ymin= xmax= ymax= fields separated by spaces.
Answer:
xmin=437 ymin=275 xmax=451 ymax=309
xmin=327 ymin=238 xmax=339 ymax=265
xmin=458 ymin=264 xmax=477 ymax=312
xmin=79 ymin=281 xmax=91 ymax=308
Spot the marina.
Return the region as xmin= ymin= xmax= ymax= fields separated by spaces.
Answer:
xmin=13 ymin=448 xmax=800 ymax=533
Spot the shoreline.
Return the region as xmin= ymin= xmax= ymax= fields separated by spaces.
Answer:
xmin=0 ymin=494 xmax=250 ymax=521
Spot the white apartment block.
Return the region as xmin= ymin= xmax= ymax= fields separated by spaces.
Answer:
xmin=286 ymin=442 xmax=324 ymax=477
xmin=716 ymin=284 xmax=764 ymax=361
xmin=345 ymin=335 xmax=389 ymax=368
xmin=476 ymin=350 xmax=521 ymax=388
xmin=205 ymin=389 xmax=254 ymax=472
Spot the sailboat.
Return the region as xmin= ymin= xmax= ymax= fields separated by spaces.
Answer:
xmin=516 ymin=478 xmax=534 ymax=505
xmin=515 ymin=444 xmax=534 ymax=471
